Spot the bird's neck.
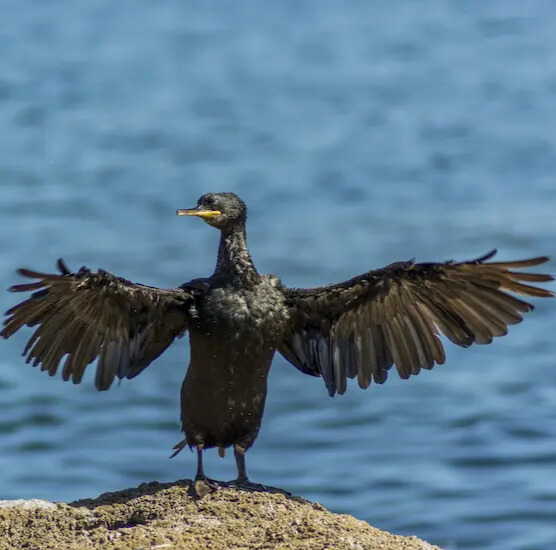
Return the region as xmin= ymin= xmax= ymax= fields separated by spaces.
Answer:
xmin=214 ymin=223 xmax=259 ymax=285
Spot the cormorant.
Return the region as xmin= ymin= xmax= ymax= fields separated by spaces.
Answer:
xmin=2 ymin=192 xmax=554 ymax=494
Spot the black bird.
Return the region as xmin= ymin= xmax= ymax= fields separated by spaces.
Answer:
xmin=2 ymin=192 xmax=554 ymax=494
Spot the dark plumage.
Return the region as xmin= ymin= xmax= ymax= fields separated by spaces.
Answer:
xmin=2 ymin=192 xmax=554 ymax=493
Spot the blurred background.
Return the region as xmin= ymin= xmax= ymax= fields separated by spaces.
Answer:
xmin=1 ymin=1 xmax=556 ymax=548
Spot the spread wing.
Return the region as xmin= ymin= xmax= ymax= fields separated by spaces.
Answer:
xmin=2 ymin=259 xmax=194 ymax=390
xmin=280 ymin=251 xmax=554 ymax=396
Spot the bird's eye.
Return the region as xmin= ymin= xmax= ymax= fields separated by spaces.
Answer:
xmin=199 ymin=195 xmax=213 ymax=208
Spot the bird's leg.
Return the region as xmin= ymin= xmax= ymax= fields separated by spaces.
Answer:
xmin=188 ymin=445 xmax=220 ymax=498
xmin=234 ymin=444 xmax=249 ymax=485
xmin=195 ymin=446 xmax=206 ymax=479
xmin=226 ymin=445 xmax=291 ymax=495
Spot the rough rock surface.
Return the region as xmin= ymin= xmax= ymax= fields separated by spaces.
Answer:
xmin=0 ymin=480 xmax=441 ymax=549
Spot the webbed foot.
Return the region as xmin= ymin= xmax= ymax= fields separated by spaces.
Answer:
xmin=225 ymin=478 xmax=291 ymax=496
xmin=188 ymin=476 xmax=221 ymax=499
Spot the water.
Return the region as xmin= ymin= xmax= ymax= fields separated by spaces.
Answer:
xmin=1 ymin=2 xmax=556 ymax=548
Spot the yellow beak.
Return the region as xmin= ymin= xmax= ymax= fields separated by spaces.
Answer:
xmin=176 ymin=209 xmax=222 ymax=219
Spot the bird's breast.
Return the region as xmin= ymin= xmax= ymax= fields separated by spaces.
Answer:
xmin=193 ymin=277 xmax=290 ymax=346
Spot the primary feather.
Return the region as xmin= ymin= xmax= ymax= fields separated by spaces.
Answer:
xmin=280 ymin=251 xmax=553 ymax=396
xmin=2 ymin=263 xmax=192 ymax=390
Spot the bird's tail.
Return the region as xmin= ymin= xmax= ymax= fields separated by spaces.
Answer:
xmin=169 ymin=438 xmax=188 ymax=458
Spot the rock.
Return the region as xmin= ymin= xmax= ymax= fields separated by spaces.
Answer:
xmin=0 ymin=480 xmax=441 ymax=549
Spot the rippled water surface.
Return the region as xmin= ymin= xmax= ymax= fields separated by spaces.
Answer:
xmin=1 ymin=2 xmax=556 ymax=549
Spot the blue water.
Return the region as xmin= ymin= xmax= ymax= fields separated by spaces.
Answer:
xmin=1 ymin=2 xmax=556 ymax=548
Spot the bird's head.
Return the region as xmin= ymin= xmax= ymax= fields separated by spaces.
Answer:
xmin=176 ymin=192 xmax=247 ymax=229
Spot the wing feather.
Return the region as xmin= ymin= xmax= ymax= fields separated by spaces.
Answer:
xmin=2 ymin=260 xmax=193 ymax=390
xmin=280 ymin=251 xmax=553 ymax=396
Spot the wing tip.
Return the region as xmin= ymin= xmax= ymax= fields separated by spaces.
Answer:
xmin=490 ymin=255 xmax=552 ymax=268
xmin=16 ymin=268 xmax=39 ymax=279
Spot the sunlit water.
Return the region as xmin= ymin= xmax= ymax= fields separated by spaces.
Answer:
xmin=1 ymin=2 xmax=556 ymax=549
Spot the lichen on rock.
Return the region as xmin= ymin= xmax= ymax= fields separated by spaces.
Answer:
xmin=0 ymin=480 xmax=441 ymax=549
